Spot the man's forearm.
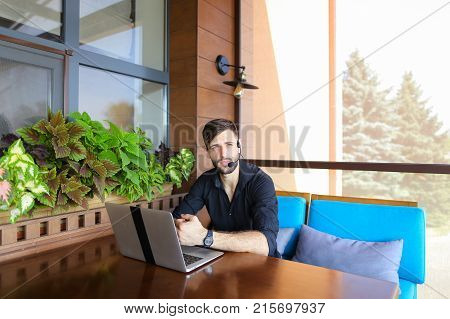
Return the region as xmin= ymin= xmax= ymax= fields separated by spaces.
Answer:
xmin=211 ymin=230 xmax=269 ymax=256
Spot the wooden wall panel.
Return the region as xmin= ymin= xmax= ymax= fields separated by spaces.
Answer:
xmin=204 ymin=0 xmax=235 ymax=17
xmin=197 ymin=87 xmax=234 ymax=119
xmin=170 ymin=57 xmax=197 ymax=88
xmin=169 ymin=116 xmax=197 ymax=148
xmin=198 ymin=0 xmax=234 ymax=42
xmin=170 ymin=87 xmax=197 ymax=117
xmin=198 ymin=27 xmax=234 ymax=63
xmin=170 ymin=0 xmax=197 ymax=33
xmin=170 ymin=29 xmax=197 ymax=60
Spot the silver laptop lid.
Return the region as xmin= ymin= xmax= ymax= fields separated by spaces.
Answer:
xmin=105 ymin=202 xmax=147 ymax=262
xmin=139 ymin=207 xmax=187 ymax=272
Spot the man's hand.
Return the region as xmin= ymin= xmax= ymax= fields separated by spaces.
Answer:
xmin=175 ymin=214 xmax=207 ymax=246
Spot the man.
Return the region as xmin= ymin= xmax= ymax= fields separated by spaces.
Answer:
xmin=172 ymin=119 xmax=280 ymax=258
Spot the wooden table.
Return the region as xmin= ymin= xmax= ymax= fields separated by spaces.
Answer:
xmin=0 ymin=235 xmax=398 ymax=299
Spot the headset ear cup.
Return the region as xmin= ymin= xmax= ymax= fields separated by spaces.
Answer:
xmin=237 ymin=140 xmax=241 ymax=149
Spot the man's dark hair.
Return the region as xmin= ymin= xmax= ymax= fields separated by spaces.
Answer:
xmin=202 ymin=119 xmax=238 ymax=149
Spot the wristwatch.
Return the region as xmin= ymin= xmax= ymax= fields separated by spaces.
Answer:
xmin=203 ymin=229 xmax=214 ymax=247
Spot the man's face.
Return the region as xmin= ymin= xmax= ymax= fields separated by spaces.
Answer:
xmin=207 ymin=130 xmax=240 ymax=175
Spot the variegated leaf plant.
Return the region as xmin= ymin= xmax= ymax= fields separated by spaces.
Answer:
xmin=0 ymin=139 xmax=49 ymax=223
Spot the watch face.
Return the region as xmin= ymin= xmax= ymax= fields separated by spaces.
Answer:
xmin=204 ymin=236 xmax=213 ymax=247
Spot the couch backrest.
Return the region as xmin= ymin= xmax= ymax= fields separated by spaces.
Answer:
xmin=308 ymin=199 xmax=426 ymax=284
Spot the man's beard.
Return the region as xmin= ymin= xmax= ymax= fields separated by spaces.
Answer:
xmin=211 ymin=157 xmax=239 ymax=175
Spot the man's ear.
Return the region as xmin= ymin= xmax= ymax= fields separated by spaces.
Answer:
xmin=237 ymin=140 xmax=241 ymax=149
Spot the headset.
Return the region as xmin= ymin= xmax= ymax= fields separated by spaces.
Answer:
xmin=228 ymin=122 xmax=241 ymax=168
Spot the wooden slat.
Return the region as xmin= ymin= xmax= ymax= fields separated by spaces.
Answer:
xmin=197 ymin=87 xmax=235 ymax=119
xmin=170 ymin=28 xmax=197 ymax=61
xmin=170 ymin=0 xmax=198 ymax=33
xmin=311 ymin=194 xmax=418 ymax=207
xmin=198 ymin=57 xmax=235 ymax=94
xmin=276 ymin=191 xmax=311 ymax=206
xmin=198 ymin=27 xmax=235 ymax=63
xmin=170 ymin=87 xmax=197 ymax=117
xmin=170 ymin=57 xmax=197 ymax=88
xmin=169 ymin=115 xmax=197 ymax=147
xmin=204 ymin=0 xmax=235 ymax=17
xmin=198 ymin=0 xmax=234 ymax=43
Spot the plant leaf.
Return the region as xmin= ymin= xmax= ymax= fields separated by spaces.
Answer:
xmin=56 ymin=191 xmax=68 ymax=206
xmin=101 ymin=159 xmax=120 ymax=176
xmin=119 ymin=151 xmax=130 ymax=166
xmin=37 ymin=192 xmax=56 ymax=207
xmin=49 ymin=110 xmax=65 ymax=128
xmin=93 ymin=175 xmax=105 ymax=201
xmin=18 ymin=192 xmax=35 ymax=215
xmin=66 ymin=122 xmax=85 ymax=140
xmin=67 ymin=160 xmax=81 ymax=172
xmin=65 ymin=188 xmax=83 ymax=206
xmin=67 ymin=141 xmax=86 ymax=161
xmin=32 ymin=119 xmax=49 ymax=134
xmin=91 ymin=160 xmax=107 ymax=177
xmin=52 ymin=138 xmax=71 ymax=158
xmin=98 ymin=150 xmax=118 ymax=164
xmin=54 ymin=125 xmax=69 ymax=146
xmin=17 ymin=127 xmax=41 ymax=145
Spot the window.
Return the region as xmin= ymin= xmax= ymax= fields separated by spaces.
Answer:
xmin=0 ymin=41 xmax=64 ymax=135
xmin=0 ymin=0 xmax=62 ymax=41
xmin=80 ymin=0 xmax=165 ymax=71
xmin=0 ymin=0 xmax=169 ymax=148
xmin=79 ymin=65 xmax=167 ymax=145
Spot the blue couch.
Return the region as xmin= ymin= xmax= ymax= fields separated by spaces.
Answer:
xmin=307 ymin=199 xmax=426 ymax=299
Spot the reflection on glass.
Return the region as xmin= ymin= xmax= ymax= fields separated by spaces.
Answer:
xmin=78 ymin=66 xmax=167 ymax=147
xmin=80 ymin=0 xmax=165 ymax=70
xmin=0 ymin=0 xmax=62 ymax=41
xmin=0 ymin=57 xmax=50 ymax=136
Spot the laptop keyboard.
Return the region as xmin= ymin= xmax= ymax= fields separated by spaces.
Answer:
xmin=183 ymin=253 xmax=203 ymax=266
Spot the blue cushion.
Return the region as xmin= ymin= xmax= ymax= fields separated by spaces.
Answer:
xmin=399 ymin=279 xmax=417 ymax=299
xmin=293 ymin=225 xmax=403 ymax=285
xmin=276 ymin=228 xmax=297 ymax=257
xmin=308 ymin=200 xmax=426 ymax=284
xmin=276 ymin=196 xmax=307 ymax=258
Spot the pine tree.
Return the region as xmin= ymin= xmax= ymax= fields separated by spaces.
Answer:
xmin=342 ymin=51 xmax=403 ymax=198
xmin=393 ymin=72 xmax=450 ymax=229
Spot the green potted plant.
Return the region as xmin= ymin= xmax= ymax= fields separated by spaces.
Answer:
xmin=0 ymin=139 xmax=49 ymax=223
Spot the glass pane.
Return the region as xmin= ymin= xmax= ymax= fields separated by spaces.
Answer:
xmin=80 ymin=0 xmax=165 ymax=70
xmin=78 ymin=66 xmax=167 ymax=147
xmin=261 ymin=166 xmax=450 ymax=298
xmin=0 ymin=57 xmax=51 ymax=136
xmin=240 ymin=0 xmax=329 ymax=161
xmin=337 ymin=0 xmax=450 ymax=164
xmin=0 ymin=0 xmax=62 ymax=41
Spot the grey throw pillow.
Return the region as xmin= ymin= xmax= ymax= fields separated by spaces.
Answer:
xmin=293 ymin=225 xmax=403 ymax=285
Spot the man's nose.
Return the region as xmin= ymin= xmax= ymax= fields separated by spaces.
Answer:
xmin=219 ymin=146 xmax=226 ymax=158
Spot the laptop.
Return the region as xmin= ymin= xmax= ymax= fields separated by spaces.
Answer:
xmin=105 ymin=203 xmax=223 ymax=273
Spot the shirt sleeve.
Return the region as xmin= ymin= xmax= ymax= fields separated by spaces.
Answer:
xmin=171 ymin=175 xmax=206 ymax=219
xmin=250 ymin=172 xmax=280 ymax=258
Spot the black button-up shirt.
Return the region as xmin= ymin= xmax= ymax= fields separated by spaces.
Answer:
xmin=172 ymin=160 xmax=280 ymax=257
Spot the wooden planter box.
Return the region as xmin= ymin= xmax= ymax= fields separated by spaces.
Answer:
xmin=0 ymin=183 xmax=180 ymax=263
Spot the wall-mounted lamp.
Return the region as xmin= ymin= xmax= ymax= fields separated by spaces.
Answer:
xmin=215 ymin=55 xmax=258 ymax=99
